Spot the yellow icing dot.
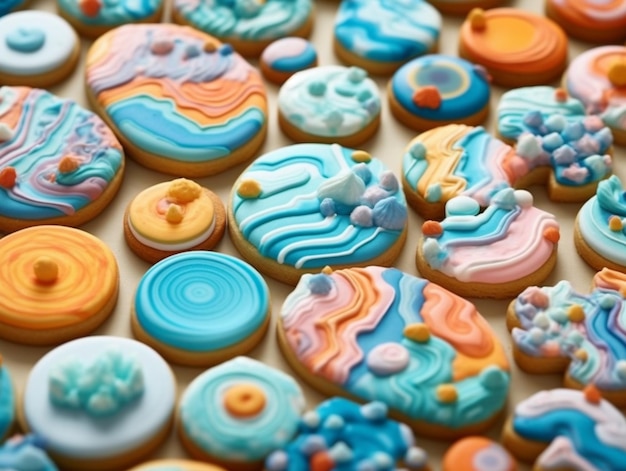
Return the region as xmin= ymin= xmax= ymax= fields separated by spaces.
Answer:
xmin=609 ymin=216 xmax=623 ymax=232
xmin=237 ymin=179 xmax=262 ymax=199
xmin=568 ymin=305 xmax=585 ymax=323
xmin=468 ymin=8 xmax=486 ymax=31
xmin=322 ymin=266 xmax=333 ymax=274
xmin=404 ymin=323 xmax=430 ymax=343
xmin=351 ymin=150 xmax=372 ymax=163
xmin=204 ymin=41 xmax=217 ymax=53
xmin=608 ymin=61 xmax=626 ymax=88
xmin=436 ymin=384 xmax=458 ymax=403
xmin=574 ymin=348 xmax=588 ymax=362
xmin=165 ymin=204 xmax=184 ymax=224
xmin=33 ymin=256 xmax=58 ymax=284
xmin=58 ymin=156 xmax=79 ymax=174
xmin=166 ymin=178 xmax=202 ymax=204
xmin=223 ymin=384 xmax=266 ymax=417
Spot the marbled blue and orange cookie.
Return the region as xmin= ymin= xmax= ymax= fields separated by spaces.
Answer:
xmin=443 ymin=437 xmax=516 ymax=471
xmin=260 ymin=37 xmax=317 ymax=85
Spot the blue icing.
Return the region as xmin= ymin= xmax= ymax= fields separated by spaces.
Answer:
xmin=436 ymin=206 xmax=518 ymax=247
xmin=5 ymin=27 xmax=45 ymax=52
xmin=453 ymin=128 xmax=504 ymax=195
xmin=272 ymin=43 xmax=316 ymax=72
xmin=58 ymin=0 xmax=162 ymax=25
xmin=0 ymin=366 xmax=14 ymax=439
xmin=0 ymin=435 xmax=57 ymax=471
xmin=0 ymin=0 xmax=24 ymax=16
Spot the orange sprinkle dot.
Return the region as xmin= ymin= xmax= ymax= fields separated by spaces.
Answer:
xmin=79 ymin=0 xmax=101 ymax=17
xmin=608 ymin=60 xmax=626 ymax=88
xmin=58 ymin=156 xmax=79 ymax=174
xmin=568 ymin=304 xmax=585 ymax=323
xmin=223 ymin=384 xmax=266 ymax=418
xmin=165 ymin=204 xmax=184 ymax=224
xmin=574 ymin=348 xmax=588 ymax=362
xmin=404 ymin=323 xmax=430 ymax=343
xmin=167 ymin=178 xmax=201 ymax=203
xmin=0 ymin=167 xmax=17 ymax=189
xmin=33 ymin=256 xmax=59 ymax=284
xmin=422 ymin=220 xmax=443 ymax=237
xmin=310 ymin=451 xmax=334 ymax=471
xmin=554 ymin=88 xmax=567 ymax=102
xmin=543 ymin=227 xmax=560 ymax=243
xmin=204 ymin=41 xmax=217 ymax=53
xmin=583 ymin=384 xmax=602 ymax=404
xmin=609 ymin=216 xmax=623 ymax=232
xmin=412 ymin=86 xmax=441 ymax=109
xmin=237 ymin=179 xmax=262 ymax=199
xmin=437 ymin=384 xmax=458 ymax=403
xmin=322 ymin=266 xmax=333 ymax=274
xmin=468 ymin=8 xmax=486 ymax=31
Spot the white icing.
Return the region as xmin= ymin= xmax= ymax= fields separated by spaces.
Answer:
xmin=128 ymin=214 xmax=216 ymax=251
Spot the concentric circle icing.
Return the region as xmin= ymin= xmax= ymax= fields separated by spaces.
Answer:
xmin=0 ymin=362 xmax=13 ymax=439
xmin=178 ymin=356 xmax=305 ymax=463
xmin=546 ymin=0 xmax=626 ymax=42
xmin=57 ymin=0 xmax=162 ymax=28
xmin=134 ymin=251 xmax=269 ymax=352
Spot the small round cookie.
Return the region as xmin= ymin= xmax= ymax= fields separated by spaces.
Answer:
xmin=546 ymin=0 xmax=626 ymax=44
xmin=443 ymin=437 xmax=516 ymax=471
xmin=278 ymin=266 xmax=511 ymax=439
xmin=564 ymin=45 xmax=626 ymax=145
xmin=278 ymin=66 xmax=381 ymax=146
xmin=129 ymin=460 xmax=225 ymax=471
xmin=417 ymin=189 xmax=560 ymax=299
xmin=124 ymin=179 xmax=226 ymax=263
xmin=459 ymin=8 xmax=568 ymax=87
xmin=132 ymin=252 xmax=270 ymax=367
xmin=172 ymin=0 xmax=313 ymax=58
xmin=0 ymin=226 xmax=119 ymax=346
xmin=0 ymin=86 xmax=125 ymax=233
xmin=388 ymin=54 xmax=491 ymax=132
xmin=0 ymin=435 xmax=57 ymax=471
xmin=260 ymin=37 xmax=317 ymax=85
xmin=502 ymin=387 xmax=626 ymax=470
xmin=85 ymin=24 xmax=267 ymax=177
xmin=333 ymin=0 xmax=441 ymax=75
xmin=178 ymin=356 xmax=305 ymax=471
xmin=266 ymin=398 xmax=430 ymax=471
xmin=0 ymin=359 xmax=14 ymax=441
xmin=229 ymin=143 xmax=408 ymax=285
xmin=0 ymin=12 xmax=79 ymax=87
xmin=20 ymin=336 xmax=176 ymax=471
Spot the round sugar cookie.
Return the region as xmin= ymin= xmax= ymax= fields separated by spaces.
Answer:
xmin=0 ymin=12 xmax=79 ymax=87
xmin=0 ymin=86 xmax=125 ymax=233
xmin=178 ymin=356 xmax=305 ymax=471
xmin=546 ymin=0 xmax=626 ymax=44
xmin=20 ymin=336 xmax=176 ymax=471
xmin=0 ymin=226 xmax=119 ymax=346
xmin=172 ymin=0 xmax=314 ymax=58
xmin=459 ymin=8 xmax=568 ymax=87
xmin=260 ymin=37 xmax=317 ymax=85
xmin=124 ymin=179 xmax=226 ymax=263
xmin=132 ymin=252 xmax=270 ymax=367
xmin=129 ymin=460 xmax=225 ymax=471
xmin=85 ymin=23 xmax=268 ymax=177
xmin=228 ymin=143 xmax=408 ymax=285
xmin=388 ymin=54 xmax=491 ymax=132
xmin=443 ymin=437 xmax=516 ymax=471
xmin=0 ymin=360 xmax=14 ymax=441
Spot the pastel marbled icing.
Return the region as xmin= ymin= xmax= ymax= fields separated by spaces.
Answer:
xmin=594 ymin=268 xmax=626 ymax=296
xmin=265 ymin=398 xmax=429 ymax=471
xmin=261 ymin=37 xmax=316 ymax=74
xmin=58 ymin=0 xmax=161 ymax=26
xmin=231 ymin=144 xmax=406 ymax=270
xmin=0 ymin=435 xmax=57 ymax=471
xmin=578 ymin=175 xmax=626 ymax=268
xmin=421 ymin=190 xmax=559 ymax=283
xmin=511 ymin=388 xmax=626 ymax=470
xmin=278 ymin=66 xmax=380 ymax=139
xmin=497 ymin=86 xmax=586 ymax=141
xmin=512 ymin=282 xmax=626 ymax=390
xmin=280 ymin=266 xmax=510 ymax=431
xmin=0 ymin=362 xmax=13 ymax=439
xmin=390 ymin=54 xmax=490 ymax=122
xmin=134 ymin=252 xmax=268 ymax=351
xmin=179 ymin=357 xmax=305 ymax=463
xmin=334 ymin=0 xmax=441 ymax=63
xmin=86 ymin=24 xmax=267 ymax=164
xmin=0 ymin=87 xmax=123 ymax=221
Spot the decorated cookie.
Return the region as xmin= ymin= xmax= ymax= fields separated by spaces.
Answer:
xmin=594 ymin=267 xmax=626 ymax=295
xmin=172 ymin=0 xmax=313 ymax=58
xmin=57 ymin=0 xmax=163 ymax=39
xmin=0 ymin=226 xmax=119 ymax=346
xmin=575 ymin=175 xmax=626 ymax=272
xmin=178 ymin=356 xmax=305 ymax=470
xmin=333 ymin=0 xmax=441 ymax=75
xmin=21 ymin=336 xmax=176 ymax=470
xmin=502 ymin=387 xmax=626 ymax=470
xmin=0 ymin=12 xmax=79 ymax=87
xmin=0 ymin=87 xmax=124 ymax=233
xmin=265 ymin=398 xmax=429 ymax=471
xmin=278 ymin=66 xmax=381 ymax=146
xmin=564 ymin=45 xmax=626 ymax=145
xmin=124 ymin=179 xmax=226 ymax=263
xmin=388 ymin=54 xmax=491 ymax=132
xmin=459 ymin=8 xmax=568 ymax=87
xmin=546 ymin=0 xmax=626 ymax=44
xmin=417 ymin=189 xmax=560 ymax=299
xmin=260 ymin=37 xmax=317 ymax=85
xmin=443 ymin=437 xmax=516 ymax=471
xmin=129 ymin=460 xmax=225 ymax=471
xmin=278 ymin=266 xmax=510 ymax=438
xmin=85 ymin=24 xmax=267 ymax=177
xmin=229 ymin=143 xmax=408 ymax=285
xmin=0 ymin=435 xmax=57 ymax=471
xmin=0 ymin=359 xmax=14 ymax=440
xmin=132 ymin=252 xmax=270 ymax=367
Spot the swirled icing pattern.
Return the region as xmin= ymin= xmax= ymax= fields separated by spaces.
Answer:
xmin=179 ymin=356 xmax=305 ymax=462
xmin=578 ymin=175 xmax=626 ymax=267
xmin=135 ymin=252 xmax=268 ymax=351
xmin=0 ymin=364 xmax=13 ymax=439
xmin=0 ymin=435 xmax=57 ymax=471
xmin=173 ymin=0 xmax=312 ymax=43
xmin=512 ymin=282 xmax=626 ymax=390
xmin=265 ymin=398 xmax=429 ymax=471
xmin=334 ymin=0 xmax=441 ymax=63
xmin=548 ymin=0 xmax=626 ymax=39
xmin=261 ymin=37 xmax=316 ymax=74
xmin=278 ymin=66 xmax=380 ymax=138
xmin=0 ymin=87 xmax=123 ymax=220
xmin=57 ymin=0 xmax=161 ymax=26
xmin=280 ymin=266 xmax=510 ymax=429
xmin=86 ymin=24 xmax=267 ymax=164
xmin=231 ymin=144 xmax=407 ymax=270
xmin=422 ymin=189 xmax=559 ymax=283
xmin=512 ymin=389 xmax=626 ymax=470
xmin=594 ymin=268 xmax=626 ymax=296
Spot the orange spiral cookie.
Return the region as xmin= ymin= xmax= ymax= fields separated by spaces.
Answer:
xmin=545 ymin=0 xmax=626 ymax=44
xmin=0 ymin=225 xmax=119 ymax=345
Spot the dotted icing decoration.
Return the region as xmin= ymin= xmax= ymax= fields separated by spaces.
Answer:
xmin=58 ymin=0 xmax=162 ymax=26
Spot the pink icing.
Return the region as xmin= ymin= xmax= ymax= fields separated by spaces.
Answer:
xmin=262 ymin=37 xmax=309 ymax=65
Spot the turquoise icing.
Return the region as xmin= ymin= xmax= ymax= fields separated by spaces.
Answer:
xmin=57 ymin=0 xmax=161 ymax=26
xmin=134 ymin=251 xmax=269 ymax=352
xmin=179 ymin=356 xmax=305 ymax=462
xmin=265 ymin=398 xmax=428 ymax=471
xmin=5 ymin=26 xmax=44 ymax=52
xmin=231 ymin=144 xmax=407 ymax=270
xmin=0 ymin=365 xmax=14 ymax=439
xmin=0 ymin=0 xmax=24 ymax=17
xmin=48 ymin=349 xmax=144 ymax=417
xmin=271 ymin=43 xmax=316 ymax=73
xmin=391 ymin=54 xmax=490 ymax=121
xmin=334 ymin=0 xmax=441 ymax=63
xmin=0 ymin=435 xmax=57 ymax=471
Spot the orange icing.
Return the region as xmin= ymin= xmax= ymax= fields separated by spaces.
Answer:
xmin=404 ymin=323 xmax=431 ymax=343
xmin=412 ymin=86 xmax=442 ymax=109
xmin=236 ymin=179 xmax=262 ymax=199
xmin=422 ymin=220 xmax=443 ymax=237
xmin=548 ymin=0 xmax=626 ymax=31
xmin=443 ymin=437 xmax=516 ymax=471
xmin=0 ymin=167 xmax=16 ymax=189
xmin=33 ymin=257 xmax=59 ymax=284
xmin=223 ymin=384 xmax=266 ymax=418
xmin=592 ymin=268 xmax=626 ymax=295
xmin=583 ymin=384 xmax=602 ymax=404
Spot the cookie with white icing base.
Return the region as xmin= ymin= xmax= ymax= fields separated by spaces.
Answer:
xmin=442 ymin=437 xmax=516 ymax=471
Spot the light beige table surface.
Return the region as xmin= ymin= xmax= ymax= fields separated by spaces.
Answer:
xmin=1 ymin=0 xmax=625 ymax=469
